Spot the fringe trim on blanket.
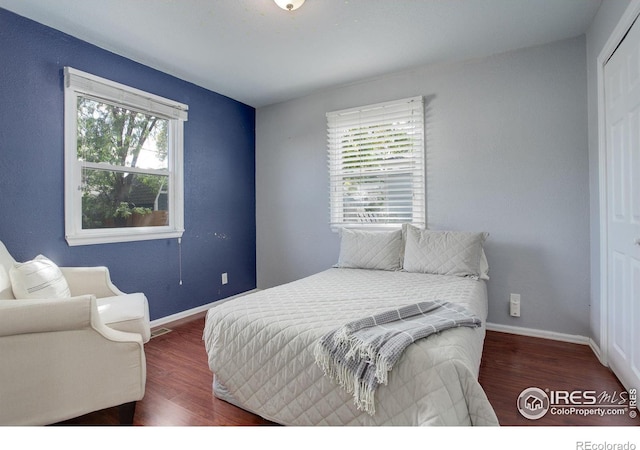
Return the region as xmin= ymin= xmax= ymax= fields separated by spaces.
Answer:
xmin=341 ymin=337 xmax=393 ymax=384
xmin=313 ymin=346 xmax=379 ymax=414
xmin=314 ymin=334 xmax=401 ymax=415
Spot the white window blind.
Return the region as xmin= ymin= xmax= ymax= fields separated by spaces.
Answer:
xmin=64 ymin=67 xmax=188 ymax=120
xmin=327 ymin=96 xmax=425 ymax=229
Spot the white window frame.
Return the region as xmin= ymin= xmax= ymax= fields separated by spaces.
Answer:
xmin=63 ymin=67 xmax=188 ymax=246
xmin=327 ymin=96 xmax=425 ymax=230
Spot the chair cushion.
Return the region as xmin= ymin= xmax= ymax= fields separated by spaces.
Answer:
xmin=9 ymin=255 xmax=71 ymax=299
xmin=96 ymin=293 xmax=150 ymax=343
xmin=0 ymin=242 xmax=16 ymax=299
xmin=0 ymin=266 xmax=14 ymax=300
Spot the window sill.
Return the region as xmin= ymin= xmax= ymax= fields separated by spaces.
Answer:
xmin=66 ymin=228 xmax=184 ymax=246
xmin=330 ymin=223 xmax=413 ymax=233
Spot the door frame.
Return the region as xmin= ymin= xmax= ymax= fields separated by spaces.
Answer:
xmin=597 ymin=0 xmax=640 ymax=367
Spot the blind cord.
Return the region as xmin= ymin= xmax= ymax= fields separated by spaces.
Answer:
xmin=178 ymin=237 xmax=183 ymax=286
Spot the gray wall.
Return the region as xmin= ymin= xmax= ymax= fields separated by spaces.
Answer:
xmin=256 ymin=37 xmax=590 ymax=336
xmin=585 ymin=0 xmax=631 ymax=348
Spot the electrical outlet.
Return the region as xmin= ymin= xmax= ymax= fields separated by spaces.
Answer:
xmin=510 ymin=293 xmax=521 ymax=317
xmin=221 ymin=272 xmax=228 ymax=285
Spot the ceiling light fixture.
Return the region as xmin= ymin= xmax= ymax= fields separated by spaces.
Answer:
xmin=274 ymin=0 xmax=305 ymax=11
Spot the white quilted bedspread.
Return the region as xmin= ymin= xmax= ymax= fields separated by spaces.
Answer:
xmin=203 ymin=268 xmax=499 ymax=426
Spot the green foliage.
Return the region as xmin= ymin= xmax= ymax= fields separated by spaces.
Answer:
xmin=113 ymin=202 xmax=151 ymax=219
xmin=77 ymin=97 xmax=168 ymax=229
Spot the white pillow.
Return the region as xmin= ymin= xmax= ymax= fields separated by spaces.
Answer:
xmin=479 ymin=249 xmax=490 ymax=280
xmin=9 ymin=255 xmax=71 ymax=299
xmin=336 ymin=228 xmax=403 ymax=271
xmin=403 ymin=225 xmax=488 ymax=278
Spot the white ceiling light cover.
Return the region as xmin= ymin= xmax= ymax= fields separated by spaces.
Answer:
xmin=274 ymin=0 xmax=305 ymax=11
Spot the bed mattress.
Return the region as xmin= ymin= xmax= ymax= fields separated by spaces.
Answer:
xmin=203 ymin=268 xmax=499 ymax=426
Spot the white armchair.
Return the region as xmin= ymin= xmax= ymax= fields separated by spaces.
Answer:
xmin=0 ymin=241 xmax=150 ymax=425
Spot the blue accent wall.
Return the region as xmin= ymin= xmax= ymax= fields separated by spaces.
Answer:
xmin=0 ymin=8 xmax=256 ymax=320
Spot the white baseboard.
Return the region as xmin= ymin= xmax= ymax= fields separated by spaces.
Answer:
xmin=150 ymin=289 xmax=260 ymax=328
xmin=587 ymin=338 xmax=607 ymax=367
xmin=486 ymin=322 xmax=591 ymax=345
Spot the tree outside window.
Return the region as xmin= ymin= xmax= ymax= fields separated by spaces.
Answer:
xmin=78 ymin=98 xmax=169 ymax=229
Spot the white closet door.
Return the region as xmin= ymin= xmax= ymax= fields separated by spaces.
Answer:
xmin=604 ymin=14 xmax=640 ymax=391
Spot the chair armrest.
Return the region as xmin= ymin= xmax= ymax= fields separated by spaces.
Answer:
xmin=0 ymin=296 xmax=94 ymax=337
xmin=60 ymin=266 xmax=125 ymax=298
xmin=0 ymin=296 xmax=143 ymax=346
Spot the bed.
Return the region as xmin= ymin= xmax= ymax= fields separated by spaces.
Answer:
xmin=203 ymin=226 xmax=500 ymax=426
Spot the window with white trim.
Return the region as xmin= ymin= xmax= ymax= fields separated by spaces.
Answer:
xmin=63 ymin=67 xmax=188 ymax=246
xmin=327 ymin=96 xmax=425 ymax=230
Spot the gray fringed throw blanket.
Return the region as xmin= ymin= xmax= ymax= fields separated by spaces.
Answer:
xmin=313 ymin=300 xmax=481 ymax=415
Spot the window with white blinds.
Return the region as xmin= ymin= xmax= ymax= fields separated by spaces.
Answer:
xmin=327 ymin=96 xmax=425 ymax=229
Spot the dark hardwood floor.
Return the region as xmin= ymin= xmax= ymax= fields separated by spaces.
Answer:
xmin=479 ymin=331 xmax=638 ymax=426
xmin=60 ymin=314 xmax=639 ymax=427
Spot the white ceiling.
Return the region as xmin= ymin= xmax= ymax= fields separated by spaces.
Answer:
xmin=0 ymin=0 xmax=602 ymax=108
